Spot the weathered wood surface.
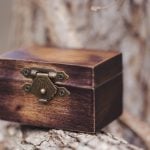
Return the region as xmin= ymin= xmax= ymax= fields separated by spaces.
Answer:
xmin=0 ymin=47 xmax=122 ymax=133
xmin=0 ymin=121 xmax=141 ymax=150
xmin=1 ymin=47 xmax=122 ymax=88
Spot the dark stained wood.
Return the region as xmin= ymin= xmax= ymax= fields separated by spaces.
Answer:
xmin=95 ymin=73 xmax=123 ymax=131
xmin=0 ymin=79 xmax=94 ymax=132
xmin=94 ymin=54 xmax=122 ymax=87
xmin=1 ymin=46 xmax=122 ymax=88
xmin=1 ymin=46 xmax=120 ymax=67
xmin=0 ymin=47 xmax=123 ymax=133
xmin=0 ymin=59 xmax=92 ymax=88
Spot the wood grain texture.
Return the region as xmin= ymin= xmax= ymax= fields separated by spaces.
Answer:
xmin=0 ymin=47 xmax=123 ymax=133
xmin=0 ymin=59 xmax=92 ymax=89
xmin=0 ymin=79 xmax=94 ymax=132
xmin=0 ymin=122 xmax=141 ymax=150
xmin=95 ymin=73 xmax=123 ymax=131
xmin=94 ymin=54 xmax=122 ymax=87
xmin=1 ymin=46 xmax=120 ymax=67
xmin=1 ymin=46 xmax=122 ymax=87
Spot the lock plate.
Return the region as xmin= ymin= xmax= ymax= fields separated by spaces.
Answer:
xmin=21 ymin=68 xmax=70 ymax=103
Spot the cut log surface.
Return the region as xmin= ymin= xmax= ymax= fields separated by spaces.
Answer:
xmin=0 ymin=121 xmax=141 ymax=150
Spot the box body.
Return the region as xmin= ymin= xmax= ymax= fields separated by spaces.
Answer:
xmin=0 ymin=47 xmax=123 ymax=133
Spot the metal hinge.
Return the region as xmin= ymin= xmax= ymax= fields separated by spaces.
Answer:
xmin=21 ymin=67 xmax=70 ymax=103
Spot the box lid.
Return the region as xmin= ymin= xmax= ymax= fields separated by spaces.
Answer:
xmin=0 ymin=46 xmax=122 ymax=89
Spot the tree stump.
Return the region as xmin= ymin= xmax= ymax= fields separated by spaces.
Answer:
xmin=0 ymin=121 xmax=141 ymax=150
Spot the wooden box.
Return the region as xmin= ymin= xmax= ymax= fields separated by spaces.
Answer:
xmin=0 ymin=47 xmax=123 ymax=133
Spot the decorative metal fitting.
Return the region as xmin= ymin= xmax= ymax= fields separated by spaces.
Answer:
xmin=21 ymin=67 xmax=70 ymax=103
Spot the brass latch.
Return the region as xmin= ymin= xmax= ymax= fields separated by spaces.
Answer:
xmin=21 ymin=68 xmax=70 ymax=103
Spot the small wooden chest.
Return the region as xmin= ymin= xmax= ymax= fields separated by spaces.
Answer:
xmin=0 ymin=47 xmax=123 ymax=133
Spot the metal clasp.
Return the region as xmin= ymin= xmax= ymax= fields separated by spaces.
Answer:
xmin=21 ymin=67 xmax=70 ymax=103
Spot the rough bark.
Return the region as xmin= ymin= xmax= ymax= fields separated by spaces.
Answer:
xmin=0 ymin=121 xmax=141 ymax=150
xmin=1 ymin=0 xmax=149 ymax=149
